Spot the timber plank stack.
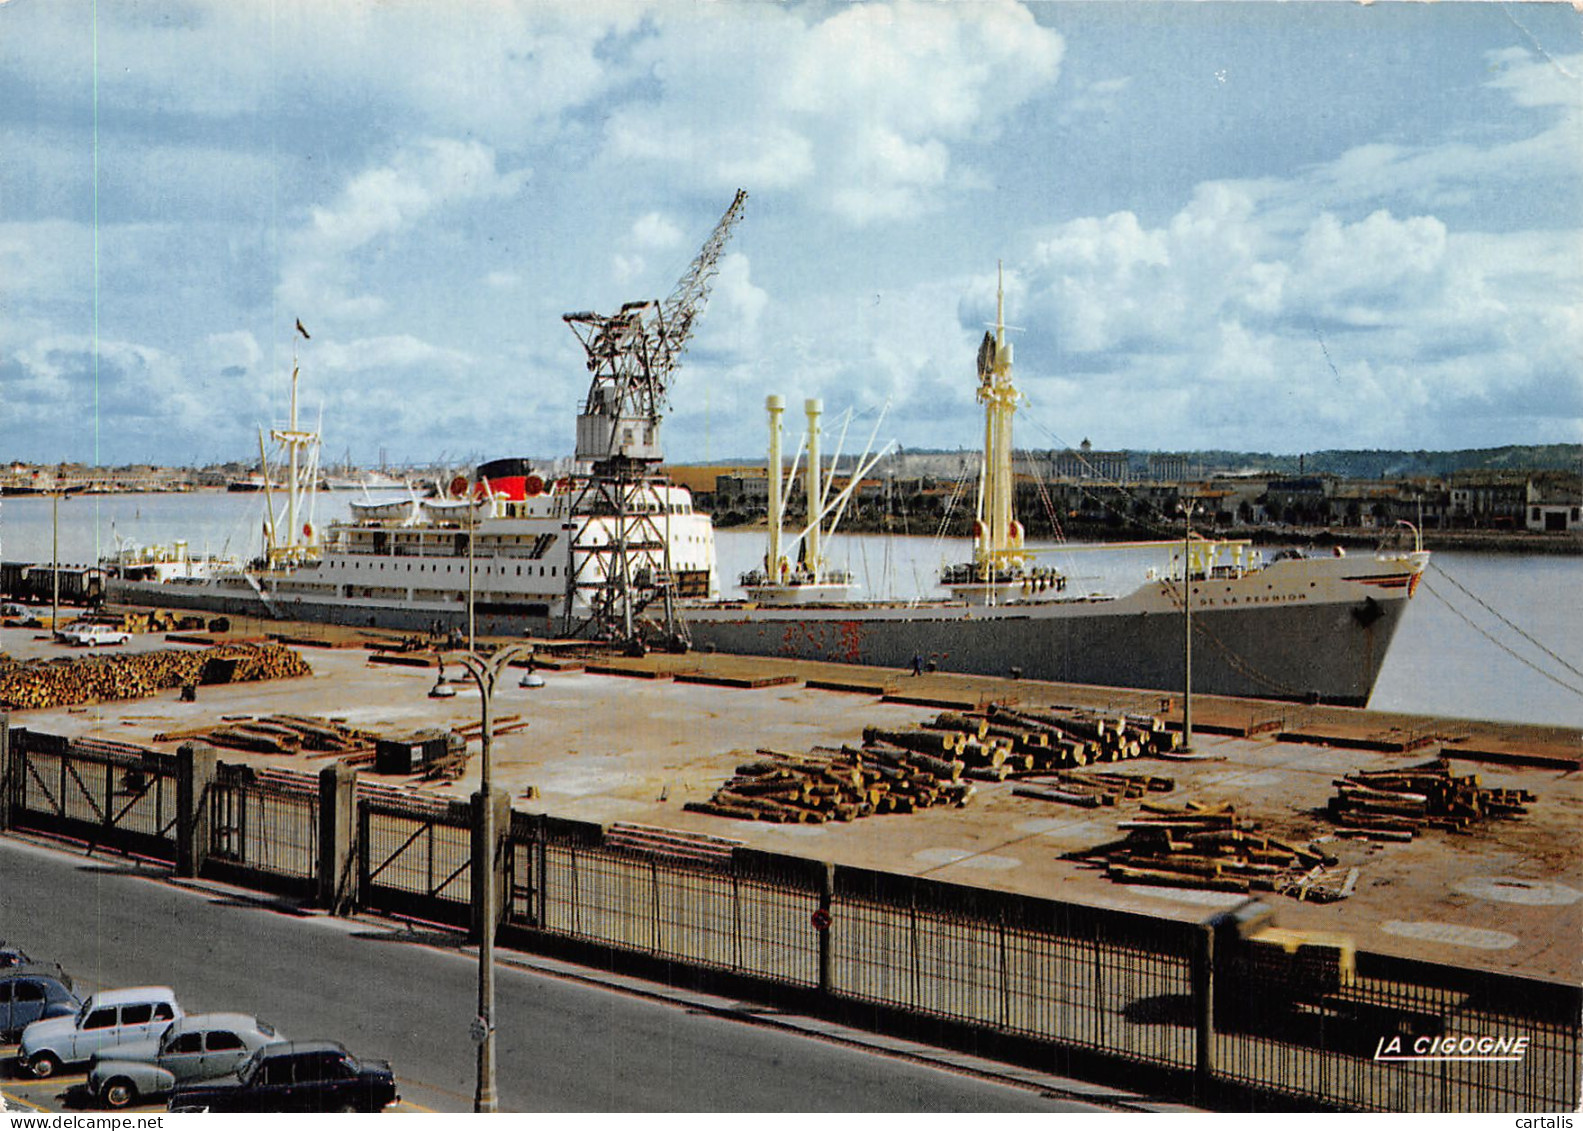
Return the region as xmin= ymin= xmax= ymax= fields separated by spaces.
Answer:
xmin=1068 ymin=802 xmax=1342 ymax=898
xmin=685 ymin=736 xmax=975 ymax=824
xmin=1327 ymin=757 xmax=1536 ymax=841
xmin=0 ymin=643 xmax=311 ymax=711
xmin=922 ymin=704 xmax=1179 ymax=781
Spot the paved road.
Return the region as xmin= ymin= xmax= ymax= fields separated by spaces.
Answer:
xmin=0 ymin=836 xmax=1121 ymax=1113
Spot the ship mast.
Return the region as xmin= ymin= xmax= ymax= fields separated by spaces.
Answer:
xmin=974 ymin=263 xmax=1024 ymax=577
xmin=263 ymin=323 xmax=322 ymax=568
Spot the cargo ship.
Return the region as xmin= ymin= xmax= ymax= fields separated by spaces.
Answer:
xmin=679 ymin=271 xmax=1429 ymax=707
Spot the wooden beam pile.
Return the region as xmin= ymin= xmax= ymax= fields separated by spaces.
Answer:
xmin=685 ymin=740 xmax=975 ymax=824
xmin=1327 ymin=757 xmax=1535 ymax=841
xmin=1013 ymin=770 xmax=1175 ymax=808
xmin=921 ymin=705 xmax=1179 ymax=782
xmin=1069 ymin=802 xmax=1339 ymax=896
xmin=156 ymin=713 xmax=381 ymax=758
xmin=0 ymin=643 xmax=310 ymax=711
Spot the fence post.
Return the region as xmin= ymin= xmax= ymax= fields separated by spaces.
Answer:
xmin=818 ymin=862 xmax=834 ymax=995
xmin=470 ymin=788 xmax=510 ymax=942
xmin=1192 ymin=919 xmax=1215 ymax=1106
xmin=0 ymin=714 xmax=12 ymax=831
xmin=356 ymin=804 xmax=371 ymax=910
xmin=176 ymin=742 xmax=218 ymax=878
xmin=317 ymin=762 xmax=358 ymax=915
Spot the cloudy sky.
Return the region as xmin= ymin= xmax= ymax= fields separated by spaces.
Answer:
xmin=3 ymin=0 xmax=1579 ymax=468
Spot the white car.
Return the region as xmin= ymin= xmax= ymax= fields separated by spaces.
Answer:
xmin=19 ymin=986 xmax=183 ymax=1077
xmin=59 ymin=623 xmax=131 ymax=647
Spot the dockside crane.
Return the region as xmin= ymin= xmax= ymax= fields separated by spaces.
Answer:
xmin=561 ymin=189 xmax=748 ymax=648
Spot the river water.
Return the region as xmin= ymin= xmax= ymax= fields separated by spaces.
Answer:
xmin=4 ymin=491 xmax=1580 ymax=729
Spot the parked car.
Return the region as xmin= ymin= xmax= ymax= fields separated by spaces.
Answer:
xmin=57 ymin=623 xmax=130 ymax=647
xmin=167 ymin=1041 xmax=398 ymax=1113
xmin=88 ymin=1013 xmax=281 ymax=1109
xmin=18 ymin=986 xmax=183 ymax=1078
xmin=0 ymin=968 xmax=81 ymax=1041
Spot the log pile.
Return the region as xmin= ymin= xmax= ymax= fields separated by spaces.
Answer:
xmin=1068 ymin=802 xmax=1342 ymax=897
xmin=0 ymin=643 xmax=311 ymax=711
xmin=922 ymin=705 xmax=1179 ymax=781
xmin=1327 ymin=757 xmax=1535 ymax=841
xmin=684 ymin=739 xmax=975 ymax=824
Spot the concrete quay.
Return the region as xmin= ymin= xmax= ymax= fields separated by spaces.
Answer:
xmin=5 ymin=615 xmax=1579 ymax=986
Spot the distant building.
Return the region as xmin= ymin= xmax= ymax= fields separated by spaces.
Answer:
xmin=1047 ymin=440 xmax=1130 ymax=483
xmin=1148 ymin=453 xmax=1196 ymax=482
xmin=1526 ymin=481 xmax=1582 ymax=533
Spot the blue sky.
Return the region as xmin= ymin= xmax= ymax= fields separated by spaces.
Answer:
xmin=2 ymin=0 xmax=1579 ymax=467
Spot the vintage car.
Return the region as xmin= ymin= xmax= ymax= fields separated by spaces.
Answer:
xmin=18 ymin=986 xmax=183 ymax=1078
xmin=88 ymin=1013 xmax=281 ymax=1109
xmin=57 ymin=623 xmax=130 ymax=646
xmin=167 ymin=1040 xmax=398 ymax=1113
xmin=0 ymin=967 xmax=80 ymax=1041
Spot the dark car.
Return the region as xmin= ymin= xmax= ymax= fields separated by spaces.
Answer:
xmin=167 ymin=1041 xmax=397 ymax=1113
xmin=0 ymin=940 xmax=34 ymax=970
xmin=0 ymin=967 xmax=81 ymax=1041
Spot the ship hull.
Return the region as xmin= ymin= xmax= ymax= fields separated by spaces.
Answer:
xmin=683 ymin=593 xmax=1409 ymax=707
xmin=106 ymin=548 xmax=1426 ymax=708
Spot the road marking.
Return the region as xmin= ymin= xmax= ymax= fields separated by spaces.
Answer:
xmin=0 ymin=1088 xmax=51 ymax=1112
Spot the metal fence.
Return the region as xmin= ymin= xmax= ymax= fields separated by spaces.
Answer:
xmin=1212 ymin=947 xmax=1582 ymax=1112
xmin=5 ymin=729 xmax=179 ymax=861
xmin=834 ymin=868 xmax=1199 ymax=1072
xmin=510 ymin=816 xmax=824 ymax=988
xmin=358 ymin=795 xmax=474 ymax=927
xmin=208 ymin=766 xmax=318 ymax=889
xmin=1 ymin=723 xmax=1577 ymax=1113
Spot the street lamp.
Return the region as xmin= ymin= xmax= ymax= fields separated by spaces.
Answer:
xmin=448 ymin=640 xmax=533 ymax=1114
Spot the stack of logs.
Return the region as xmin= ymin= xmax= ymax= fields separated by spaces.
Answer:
xmin=155 ymin=713 xmax=379 ymax=758
xmin=686 ymin=732 xmax=976 ymax=824
xmin=1327 ymin=757 xmax=1535 ymax=842
xmin=925 ymin=705 xmax=1179 ymax=781
xmin=1069 ymin=802 xmax=1345 ymax=898
xmin=0 ymin=643 xmax=311 ymax=711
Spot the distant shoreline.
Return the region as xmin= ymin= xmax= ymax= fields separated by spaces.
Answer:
xmin=712 ymin=515 xmax=1582 ymax=556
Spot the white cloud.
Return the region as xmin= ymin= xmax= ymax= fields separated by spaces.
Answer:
xmin=602 ymin=0 xmax=1063 ymax=224
xmin=631 ymin=212 xmax=683 ymax=250
xmin=278 ymin=138 xmax=529 ymax=324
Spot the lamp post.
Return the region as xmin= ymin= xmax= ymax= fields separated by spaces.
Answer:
xmin=1180 ymin=502 xmax=1200 ymax=755
xmin=51 ymin=489 xmax=61 ymax=629
xmin=449 ymin=641 xmax=533 ymax=1114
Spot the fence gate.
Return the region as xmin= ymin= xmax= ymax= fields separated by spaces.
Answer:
xmin=11 ymin=732 xmax=179 ymax=862
xmin=207 ymin=766 xmax=319 ymax=895
xmin=358 ymin=797 xmax=474 ymax=927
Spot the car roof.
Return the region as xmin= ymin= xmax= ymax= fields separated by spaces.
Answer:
xmin=258 ymin=1040 xmax=348 ymax=1057
xmin=83 ymin=986 xmax=179 ymax=1006
xmin=0 ymin=964 xmax=71 ymax=986
xmin=166 ymin=1012 xmax=262 ymax=1033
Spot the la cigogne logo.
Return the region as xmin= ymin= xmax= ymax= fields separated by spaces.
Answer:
xmin=1374 ymin=1033 xmax=1529 ymax=1061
